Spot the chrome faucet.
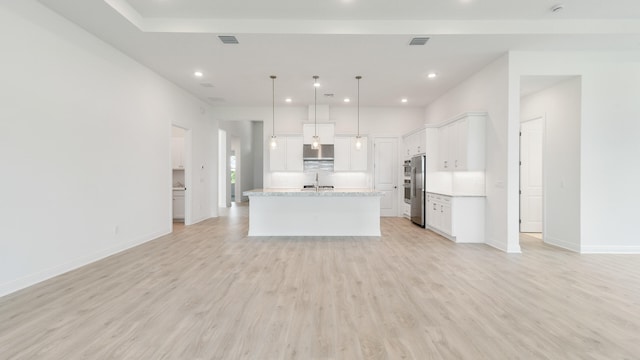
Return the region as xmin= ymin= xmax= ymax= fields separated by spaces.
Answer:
xmin=314 ymin=172 xmax=319 ymax=191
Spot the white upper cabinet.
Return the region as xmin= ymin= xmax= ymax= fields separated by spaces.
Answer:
xmin=334 ymin=136 xmax=367 ymax=171
xmin=303 ymin=123 xmax=335 ymax=144
xmin=402 ymin=128 xmax=426 ymax=158
xmin=438 ymin=123 xmax=454 ymax=171
xmin=437 ymin=113 xmax=486 ymax=171
xmin=270 ymin=136 xmax=303 ymax=172
xmin=171 ymin=137 xmax=185 ymax=169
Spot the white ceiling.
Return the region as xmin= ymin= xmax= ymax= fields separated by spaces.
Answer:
xmin=38 ymin=0 xmax=640 ymax=107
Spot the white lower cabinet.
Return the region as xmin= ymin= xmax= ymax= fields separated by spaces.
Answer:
xmin=173 ymin=190 xmax=185 ymax=220
xmin=427 ymin=193 xmax=485 ymax=243
xmin=402 ymin=202 xmax=411 ymax=219
xmin=428 ymin=194 xmax=452 ymax=235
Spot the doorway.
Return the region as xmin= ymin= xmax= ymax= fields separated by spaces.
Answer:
xmin=520 ymin=116 xmax=544 ymax=240
xmin=218 ymin=129 xmax=228 ymax=207
xmin=230 ymin=151 xmax=237 ymax=202
xmin=171 ymin=125 xmax=190 ymax=226
xmin=373 ymin=137 xmax=398 ymax=217
xmin=518 ymin=75 xmax=581 ymax=252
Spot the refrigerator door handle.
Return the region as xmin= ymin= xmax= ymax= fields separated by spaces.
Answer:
xmin=410 ymin=167 xmax=416 ymax=198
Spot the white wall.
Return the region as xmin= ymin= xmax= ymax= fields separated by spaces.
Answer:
xmin=511 ymin=51 xmax=640 ymax=253
xmin=0 ymin=1 xmax=217 ymax=297
xmin=213 ymin=106 xmax=424 ymax=190
xmin=521 ymin=77 xmax=582 ymax=251
xmin=424 ymin=55 xmax=513 ymax=252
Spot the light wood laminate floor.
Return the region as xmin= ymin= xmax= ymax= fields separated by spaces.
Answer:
xmin=2 ymin=205 xmax=640 ymax=359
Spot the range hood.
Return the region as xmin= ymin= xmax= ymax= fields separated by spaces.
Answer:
xmin=303 ymin=144 xmax=334 ymax=160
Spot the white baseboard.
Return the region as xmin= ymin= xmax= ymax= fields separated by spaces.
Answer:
xmin=580 ymin=245 xmax=640 ymax=254
xmin=485 ymin=238 xmax=516 ymax=253
xmin=0 ymin=229 xmax=170 ymax=298
xmin=545 ymin=236 xmax=580 ymax=252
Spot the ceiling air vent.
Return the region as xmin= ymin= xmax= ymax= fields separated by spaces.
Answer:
xmin=218 ymin=35 xmax=239 ymax=44
xmin=409 ymin=37 xmax=430 ymax=46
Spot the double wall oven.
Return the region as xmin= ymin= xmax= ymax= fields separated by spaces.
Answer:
xmin=403 ymin=160 xmax=412 ymax=204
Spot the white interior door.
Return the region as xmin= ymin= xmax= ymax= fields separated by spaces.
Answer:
xmin=520 ymin=117 xmax=543 ymax=233
xmin=374 ymin=137 xmax=398 ymax=217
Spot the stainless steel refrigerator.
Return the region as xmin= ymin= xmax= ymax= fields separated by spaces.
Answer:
xmin=410 ymin=154 xmax=426 ymax=227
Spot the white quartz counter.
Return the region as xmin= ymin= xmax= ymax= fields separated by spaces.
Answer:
xmin=243 ymin=188 xmax=383 ymax=197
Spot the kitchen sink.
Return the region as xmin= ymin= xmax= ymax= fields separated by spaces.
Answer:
xmin=301 ymin=185 xmax=335 ymax=191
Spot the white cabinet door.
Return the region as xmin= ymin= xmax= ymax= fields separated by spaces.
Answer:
xmin=427 ymin=196 xmax=438 ymax=228
xmin=171 ymin=137 xmax=185 ymax=169
xmin=438 ymin=124 xmax=453 ymax=171
xmin=437 ymin=114 xmax=485 ymax=171
xmin=403 ymin=135 xmax=412 ymax=158
xmin=333 ymin=136 xmax=350 ymax=171
xmin=285 ymin=136 xmax=303 ymax=171
xmin=416 ymin=129 xmax=426 ymax=155
xmin=173 ymin=192 xmax=185 ymax=219
xmin=334 ymin=136 xmax=367 ymax=171
xmin=453 ymin=119 xmax=467 ymax=170
xmin=460 ymin=114 xmax=486 ymax=171
xmin=403 ymin=129 xmax=426 ymax=158
xmin=270 ymin=136 xmax=303 ymax=172
xmin=303 ymin=123 xmax=334 ymax=144
xmin=441 ymin=200 xmax=452 ymax=235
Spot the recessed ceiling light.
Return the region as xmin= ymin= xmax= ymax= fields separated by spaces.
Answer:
xmin=401 ymin=98 xmax=408 ymax=103
xmin=344 ymin=98 xmax=351 ymax=103
xmin=428 ymin=73 xmax=437 ymax=79
xmin=285 ymin=98 xmax=292 ymax=103
xmin=194 ymin=71 xmax=203 ymax=77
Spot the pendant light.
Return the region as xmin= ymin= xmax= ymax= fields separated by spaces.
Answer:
xmin=269 ymin=75 xmax=278 ymax=149
xmin=355 ymin=75 xmax=363 ymax=150
xmin=311 ymin=75 xmax=320 ymax=150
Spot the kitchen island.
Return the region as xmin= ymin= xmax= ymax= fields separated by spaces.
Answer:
xmin=243 ymin=188 xmax=384 ymax=236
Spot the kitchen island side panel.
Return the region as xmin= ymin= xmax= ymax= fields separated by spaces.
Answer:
xmin=247 ymin=196 xmax=381 ymax=236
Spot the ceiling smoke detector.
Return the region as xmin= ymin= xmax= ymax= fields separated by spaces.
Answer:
xmin=409 ymin=37 xmax=430 ymax=46
xmin=551 ymin=4 xmax=564 ymax=13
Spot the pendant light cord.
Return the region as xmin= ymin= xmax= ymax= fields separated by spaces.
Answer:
xmin=314 ymin=76 xmax=318 ymax=137
xmin=271 ymin=75 xmax=276 ymax=136
xmin=357 ymin=76 xmax=360 ymax=137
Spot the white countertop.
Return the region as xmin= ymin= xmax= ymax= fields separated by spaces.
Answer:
xmin=426 ymin=191 xmax=485 ymax=197
xmin=243 ymin=188 xmax=384 ymax=197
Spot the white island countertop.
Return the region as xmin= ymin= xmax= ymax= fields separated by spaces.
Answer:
xmin=243 ymin=188 xmax=383 ymax=197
